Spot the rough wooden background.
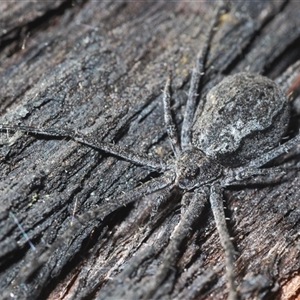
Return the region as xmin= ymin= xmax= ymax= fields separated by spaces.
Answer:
xmin=1 ymin=1 xmax=300 ymax=299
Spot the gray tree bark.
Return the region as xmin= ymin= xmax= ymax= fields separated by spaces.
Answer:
xmin=0 ymin=1 xmax=300 ymax=299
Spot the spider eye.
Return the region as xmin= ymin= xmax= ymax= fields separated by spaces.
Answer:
xmin=189 ymin=166 xmax=200 ymax=177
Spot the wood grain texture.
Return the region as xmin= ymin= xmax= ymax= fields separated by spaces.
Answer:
xmin=0 ymin=1 xmax=300 ymax=299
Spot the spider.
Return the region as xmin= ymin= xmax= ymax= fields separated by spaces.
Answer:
xmin=1 ymin=5 xmax=300 ymax=300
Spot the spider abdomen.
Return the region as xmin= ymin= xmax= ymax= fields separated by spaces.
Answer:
xmin=192 ymin=72 xmax=290 ymax=167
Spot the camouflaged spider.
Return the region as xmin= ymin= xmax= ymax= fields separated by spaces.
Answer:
xmin=2 ymin=8 xmax=300 ymax=300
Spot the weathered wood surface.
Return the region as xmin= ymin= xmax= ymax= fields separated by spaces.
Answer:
xmin=0 ymin=1 xmax=300 ymax=299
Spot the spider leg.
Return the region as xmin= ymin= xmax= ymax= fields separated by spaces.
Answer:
xmin=162 ymin=72 xmax=181 ymax=156
xmin=6 ymin=172 xmax=176 ymax=295
xmin=0 ymin=125 xmax=166 ymax=171
xmin=143 ymin=189 xmax=208 ymax=299
xmin=176 ymin=266 xmax=222 ymax=300
xmin=243 ymin=134 xmax=300 ymax=169
xmin=95 ymin=187 xmax=178 ymax=300
xmin=210 ymin=183 xmax=237 ymax=300
xmin=222 ymin=166 xmax=290 ymax=186
xmin=181 ymin=4 xmax=225 ymax=150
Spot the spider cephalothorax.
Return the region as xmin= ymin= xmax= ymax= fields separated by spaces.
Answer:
xmin=175 ymin=149 xmax=222 ymax=190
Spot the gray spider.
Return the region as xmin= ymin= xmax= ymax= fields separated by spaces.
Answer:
xmin=1 ymin=7 xmax=300 ymax=300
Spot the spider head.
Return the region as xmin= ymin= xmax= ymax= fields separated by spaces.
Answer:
xmin=176 ymin=149 xmax=222 ymax=190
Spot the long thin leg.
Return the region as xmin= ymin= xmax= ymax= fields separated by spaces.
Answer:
xmin=6 ymin=172 xmax=176 ymax=296
xmin=210 ymin=183 xmax=237 ymax=300
xmin=143 ymin=189 xmax=208 ymax=299
xmin=0 ymin=125 xmax=166 ymax=171
xmin=222 ymin=166 xmax=288 ymax=186
xmin=181 ymin=5 xmax=225 ymax=149
xmin=162 ymin=72 xmax=181 ymax=156
xmin=96 ymin=188 xmax=177 ymax=300
xmin=244 ymin=134 xmax=300 ymax=169
xmin=177 ymin=266 xmax=222 ymax=300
